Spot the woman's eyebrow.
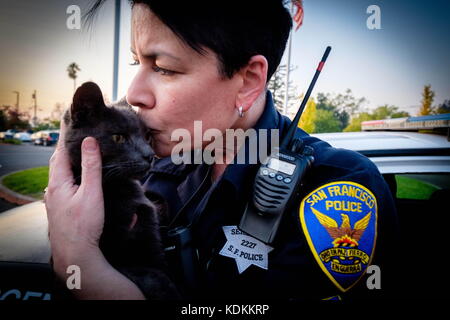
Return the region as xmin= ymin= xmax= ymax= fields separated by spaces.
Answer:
xmin=130 ymin=47 xmax=181 ymax=61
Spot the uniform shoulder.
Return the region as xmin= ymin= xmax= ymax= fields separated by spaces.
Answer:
xmin=298 ymin=132 xmax=387 ymax=204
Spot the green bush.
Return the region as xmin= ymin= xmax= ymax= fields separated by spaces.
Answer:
xmin=2 ymin=138 xmax=22 ymax=145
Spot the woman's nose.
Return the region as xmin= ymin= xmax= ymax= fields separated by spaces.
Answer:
xmin=126 ymin=70 xmax=156 ymax=109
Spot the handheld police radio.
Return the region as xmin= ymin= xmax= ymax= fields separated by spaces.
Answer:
xmin=239 ymin=46 xmax=332 ymax=244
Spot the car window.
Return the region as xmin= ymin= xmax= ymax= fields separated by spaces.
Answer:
xmin=395 ymin=173 xmax=450 ymax=200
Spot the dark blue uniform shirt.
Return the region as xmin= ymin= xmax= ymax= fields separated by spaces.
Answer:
xmin=143 ymin=92 xmax=399 ymax=300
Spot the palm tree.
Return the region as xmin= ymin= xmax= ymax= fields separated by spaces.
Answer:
xmin=67 ymin=63 xmax=81 ymax=93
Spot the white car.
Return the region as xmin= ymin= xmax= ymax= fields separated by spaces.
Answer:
xmin=0 ymin=130 xmax=449 ymax=300
xmin=312 ymin=131 xmax=450 ymax=175
xmin=0 ymin=129 xmax=17 ymax=140
xmin=313 ymin=130 xmax=450 ymax=298
xmin=13 ymin=132 xmax=32 ymax=142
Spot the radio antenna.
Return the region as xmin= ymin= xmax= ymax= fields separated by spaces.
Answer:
xmin=281 ymin=46 xmax=332 ymax=149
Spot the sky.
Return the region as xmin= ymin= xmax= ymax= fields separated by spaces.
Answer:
xmin=0 ymin=0 xmax=449 ymax=119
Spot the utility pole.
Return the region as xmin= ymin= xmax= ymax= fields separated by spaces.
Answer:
xmin=32 ymin=90 xmax=37 ymax=126
xmin=283 ymin=2 xmax=294 ymax=116
xmin=112 ymin=0 xmax=121 ymax=101
xmin=12 ymin=91 xmax=20 ymax=112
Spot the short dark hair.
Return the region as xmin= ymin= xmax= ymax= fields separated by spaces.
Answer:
xmin=88 ymin=0 xmax=292 ymax=81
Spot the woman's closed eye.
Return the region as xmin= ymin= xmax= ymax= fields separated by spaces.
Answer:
xmin=152 ymin=65 xmax=175 ymax=76
xmin=129 ymin=60 xmax=175 ymax=76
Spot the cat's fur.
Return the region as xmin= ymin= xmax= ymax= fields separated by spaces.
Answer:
xmin=60 ymin=81 xmax=178 ymax=299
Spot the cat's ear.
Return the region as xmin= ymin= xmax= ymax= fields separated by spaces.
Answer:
xmin=71 ymin=82 xmax=106 ymax=127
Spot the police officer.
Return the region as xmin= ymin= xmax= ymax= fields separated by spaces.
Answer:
xmin=46 ymin=0 xmax=398 ymax=300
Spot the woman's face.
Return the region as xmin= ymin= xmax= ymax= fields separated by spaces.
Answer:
xmin=127 ymin=4 xmax=242 ymax=157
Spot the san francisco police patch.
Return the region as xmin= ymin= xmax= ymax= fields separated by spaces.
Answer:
xmin=299 ymin=181 xmax=377 ymax=292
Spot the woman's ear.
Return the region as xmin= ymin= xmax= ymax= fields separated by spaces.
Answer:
xmin=235 ymin=55 xmax=268 ymax=112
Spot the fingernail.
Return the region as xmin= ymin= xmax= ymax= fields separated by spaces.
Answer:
xmin=83 ymin=137 xmax=97 ymax=152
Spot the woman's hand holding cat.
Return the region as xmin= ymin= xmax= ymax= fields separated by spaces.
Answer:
xmin=45 ymin=120 xmax=146 ymax=299
xmin=45 ymin=119 xmax=105 ymax=276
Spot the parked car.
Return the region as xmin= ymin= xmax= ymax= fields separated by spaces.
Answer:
xmin=13 ymin=132 xmax=32 ymax=142
xmin=0 ymin=130 xmax=449 ymax=300
xmin=30 ymin=132 xmax=37 ymax=142
xmin=0 ymin=129 xmax=17 ymax=140
xmin=312 ymin=131 xmax=450 ymax=298
xmin=32 ymin=130 xmax=59 ymax=146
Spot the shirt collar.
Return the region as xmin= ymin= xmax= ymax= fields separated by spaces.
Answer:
xmin=147 ymin=150 xmax=200 ymax=177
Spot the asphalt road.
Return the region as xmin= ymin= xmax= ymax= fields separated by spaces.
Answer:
xmin=0 ymin=142 xmax=55 ymax=213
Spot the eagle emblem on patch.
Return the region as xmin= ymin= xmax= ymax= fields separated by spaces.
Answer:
xmin=299 ymin=181 xmax=377 ymax=292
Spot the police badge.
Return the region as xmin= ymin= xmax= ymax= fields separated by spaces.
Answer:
xmin=299 ymin=181 xmax=378 ymax=292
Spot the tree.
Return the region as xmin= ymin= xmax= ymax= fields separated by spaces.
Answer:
xmin=67 ymin=62 xmax=81 ymax=93
xmin=50 ymin=119 xmax=61 ymax=129
xmin=267 ymin=64 xmax=299 ymax=116
xmin=343 ymin=104 xmax=410 ymax=132
xmin=298 ymin=99 xmax=316 ymax=133
xmin=391 ymin=110 xmax=410 ymax=118
xmin=313 ymin=109 xmax=341 ymax=133
xmin=51 ymin=103 xmax=64 ymax=121
xmin=434 ymin=99 xmax=450 ymax=114
xmin=315 ymin=89 xmax=366 ymax=131
xmin=419 ymin=84 xmax=435 ymax=116
xmin=332 ymin=89 xmax=367 ymax=117
xmin=1 ymin=105 xmax=30 ymax=130
xmin=371 ymin=105 xmax=409 ymax=120
xmin=316 ymin=92 xmax=334 ymax=112
xmin=344 ymin=112 xmax=373 ymax=132
xmin=0 ymin=109 xmax=7 ymax=131
xmin=33 ymin=118 xmax=60 ymax=132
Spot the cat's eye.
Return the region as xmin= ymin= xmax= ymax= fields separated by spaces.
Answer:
xmin=112 ymin=134 xmax=126 ymax=144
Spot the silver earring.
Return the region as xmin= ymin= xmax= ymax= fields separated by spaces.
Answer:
xmin=238 ymin=106 xmax=244 ymax=118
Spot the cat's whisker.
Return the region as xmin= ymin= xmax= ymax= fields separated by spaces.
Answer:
xmin=104 ymin=167 xmax=119 ymax=180
xmin=105 ymin=165 xmax=128 ymax=180
xmin=102 ymin=160 xmax=143 ymax=170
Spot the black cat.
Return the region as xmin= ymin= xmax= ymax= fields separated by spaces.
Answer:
xmin=60 ymin=81 xmax=178 ymax=299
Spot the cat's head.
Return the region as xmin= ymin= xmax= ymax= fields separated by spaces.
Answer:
xmin=65 ymin=82 xmax=154 ymax=181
